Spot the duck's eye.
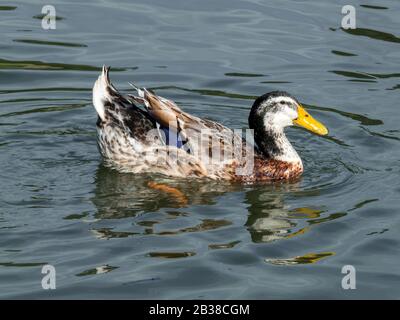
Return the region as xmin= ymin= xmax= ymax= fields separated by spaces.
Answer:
xmin=279 ymin=100 xmax=285 ymax=105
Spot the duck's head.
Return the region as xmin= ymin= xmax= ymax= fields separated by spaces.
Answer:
xmin=249 ymin=91 xmax=328 ymax=160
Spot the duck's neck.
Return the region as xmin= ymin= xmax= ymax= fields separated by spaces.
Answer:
xmin=255 ymin=127 xmax=302 ymax=165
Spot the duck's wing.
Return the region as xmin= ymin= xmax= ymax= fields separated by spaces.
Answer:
xmin=131 ymin=89 xmax=246 ymax=165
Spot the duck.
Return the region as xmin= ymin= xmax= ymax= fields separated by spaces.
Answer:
xmin=92 ymin=66 xmax=328 ymax=182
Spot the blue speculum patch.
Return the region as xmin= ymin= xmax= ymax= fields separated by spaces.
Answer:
xmin=160 ymin=126 xmax=185 ymax=148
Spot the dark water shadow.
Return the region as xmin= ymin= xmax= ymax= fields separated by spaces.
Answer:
xmin=305 ymin=103 xmax=383 ymax=126
xmin=13 ymin=39 xmax=87 ymax=48
xmin=360 ymin=5 xmax=388 ymax=10
xmin=0 ymin=6 xmax=16 ymax=11
xmin=331 ymin=50 xmax=357 ymax=57
xmin=0 ymin=58 xmax=125 ymax=72
xmin=341 ymin=27 xmax=400 ymax=44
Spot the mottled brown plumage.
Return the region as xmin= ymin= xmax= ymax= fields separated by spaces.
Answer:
xmin=232 ymin=157 xmax=303 ymax=182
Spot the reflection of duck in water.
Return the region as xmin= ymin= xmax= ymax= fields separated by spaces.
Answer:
xmin=244 ymin=183 xmax=303 ymax=243
xmin=92 ymin=165 xmax=319 ymax=243
xmin=91 ymin=165 xmax=241 ymax=219
xmin=92 ymin=67 xmax=328 ymax=181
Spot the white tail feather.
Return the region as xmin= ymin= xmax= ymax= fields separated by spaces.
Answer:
xmin=92 ymin=65 xmax=109 ymax=121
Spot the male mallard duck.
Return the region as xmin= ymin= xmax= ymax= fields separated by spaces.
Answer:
xmin=92 ymin=66 xmax=328 ymax=181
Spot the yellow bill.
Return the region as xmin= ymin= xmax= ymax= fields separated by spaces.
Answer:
xmin=293 ymin=105 xmax=328 ymax=136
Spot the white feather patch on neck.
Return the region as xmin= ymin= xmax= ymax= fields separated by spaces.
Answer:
xmin=263 ymin=109 xmax=302 ymax=165
xmin=272 ymin=133 xmax=302 ymax=165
